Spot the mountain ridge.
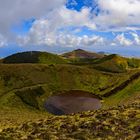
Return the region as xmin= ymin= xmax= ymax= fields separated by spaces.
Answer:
xmin=2 ymin=51 xmax=67 ymax=64
xmin=61 ymin=49 xmax=104 ymax=59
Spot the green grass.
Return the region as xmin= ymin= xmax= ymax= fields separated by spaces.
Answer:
xmin=92 ymin=54 xmax=128 ymax=73
xmin=3 ymin=51 xmax=67 ymax=64
xmin=104 ymin=75 xmax=140 ymax=107
xmin=127 ymin=58 xmax=140 ymax=68
xmin=0 ymin=51 xmax=140 ymax=139
xmin=15 ymin=86 xmax=45 ymax=109
xmin=0 ymin=63 xmax=138 ymax=111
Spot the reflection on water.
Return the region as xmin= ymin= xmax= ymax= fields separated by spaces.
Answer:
xmin=45 ymin=90 xmax=101 ymax=115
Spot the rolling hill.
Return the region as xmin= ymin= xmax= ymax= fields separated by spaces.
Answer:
xmin=2 ymin=51 xmax=67 ymax=64
xmin=0 ymin=51 xmax=140 ymax=111
xmin=93 ymin=54 xmax=128 ymax=73
xmin=61 ymin=49 xmax=104 ymax=59
xmin=127 ymin=57 xmax=140 ymax=68
xmin=0 ymin=64 xmax=129 ymax=108
xmin=0 ymin=63 xmax=139 ymax=112
xmin=0 ymin=50 xmax=140 ymax=139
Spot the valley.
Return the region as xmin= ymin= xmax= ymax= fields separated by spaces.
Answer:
xmin=0 ymin=49 xmax=140 ymax=139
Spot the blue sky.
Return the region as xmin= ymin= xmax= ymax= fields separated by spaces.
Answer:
xmin=0 ymin=0 xmax=140 ymax=57
xmin=13 ymin=0 xmax=96 ymax=36
xmin=66 ymin=0 xmax=94 ymax=11
xmin=12 ymin=19 xmax=35 ymax=35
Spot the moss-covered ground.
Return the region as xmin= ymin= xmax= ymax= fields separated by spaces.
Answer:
xmin=0 ymin=97 xmax=140 ymax=140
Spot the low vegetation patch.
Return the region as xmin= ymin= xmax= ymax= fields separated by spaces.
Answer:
xmin=0 ymin=98 xmax=140 ymax=140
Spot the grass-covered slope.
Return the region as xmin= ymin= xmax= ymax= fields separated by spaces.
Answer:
xmin=127 ymin=57 xmax=140 ymax=68
xmin=104 ymin=71 xmax=140 ymax=107
xmin=0 ymin=51 xmax=140 ymax=111
xmin=93 ymin=54 xmax=128 ymax=72
xmin=0 ymin=51 xmax=140 ymax=139
xmin=0 ymin=64 xmax=134 ymax=111
xmin=61 ymin=49 xmax=104 ymax=65
xmin=62 ymin=49 xmax=104 ymax=59
xmin=3 ymin=51 xmax=67 ymax=64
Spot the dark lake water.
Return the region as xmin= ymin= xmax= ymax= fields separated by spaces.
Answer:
xmin=45 ymin=90 xmax=101 ymax=115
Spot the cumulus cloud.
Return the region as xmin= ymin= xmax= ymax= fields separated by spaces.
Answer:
xmin=0 ymin=0 xmax=98 ymax=48
xmin=18 ymin=32 xmax=104 ymax=48
xmin=114 ymin=34 xmax=133 ymax=46
xmin=0 ymin=34 xmax=7 ymax=47
xmin=96 ymin=0 xmax=140 ymax=31
xmin=0 ymin=0 xmax=140 ymax=49
xmin=131 ymin=33 xmax=140 ymax=45
xmin=17 ymin=6 xmax=99 ymax=47
xmin=0 ymin=0 xmax=65 ymax=35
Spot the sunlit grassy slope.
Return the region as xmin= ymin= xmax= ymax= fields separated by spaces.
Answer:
xmin=61 ymin=49 xmax=104 ymax=59
xmin=3 ymin=51 xmax=67 ymax=64
xmin=0 ymin=64 xmax=140 ymax=114
xmin=0 ymin=64 xmax=132 ymax=109
xmin=0 ymin=50 xmax=140 ymax=139
xmin=92 ymin=54 xmax=128 ymax=72
xmin=104 ymin=74 xmax=140 ymax=107
xmin=0 ymin=50 xmax=140 ymax=110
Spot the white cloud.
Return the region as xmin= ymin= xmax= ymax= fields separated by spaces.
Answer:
xmin=0 ymin=0 xmax=65 ymax=35
xmin=115 ymin=34 xmax=133 ymax=46
xmin=17 ymin=6 xmax=99 ymax=47
xmin=18 ymin=0 xmax=140 ymax=48
xmin=0 ymin=0 xmax=140 ymax=49
xmin=95 ymin=0 xmax=140 ymax=31
xmin=131 ymin=33 xmax=140 ymax=45
xmin=0 ymin=1 xmax=98 ymax=48
xmin=0 ymin=34 xmax=7 ymax=47
xmin=45 ymin=6 xmax=96 ymax=31
xmin=18 ymin=32 xmax=104 ymax=48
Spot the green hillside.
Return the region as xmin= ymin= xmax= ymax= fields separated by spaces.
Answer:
xmin=3 ymin=51 xmax=67 ymax=64
xmin=0 ymin=51 xmax=140 ymax=111
xmin=61 ymin=49 xmax=104 ymax=65
xmin=0 ymin=63 xmax=139 ymax=112
xmin=0 ymin=51 xmax=140 ymax=139
xmin=0 ymin=64 xmax=128 ymax=108
xmin=104 ymin=72 xmax=140 ymax=107
xmin=93 ymin=54 xmax=128 ymax=72
xmin=127 ymin=57 xmax=140 ymax=68
xmin=62 ymin=49 xmax=104 ymax=59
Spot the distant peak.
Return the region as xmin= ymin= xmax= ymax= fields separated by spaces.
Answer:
xmin=109 ymin=54 xmax=121 ymax=58
xmin=74 ymin=49 xmax=85 ymax=52
xmin=62 ymin=49 xmax=104 ymax=59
